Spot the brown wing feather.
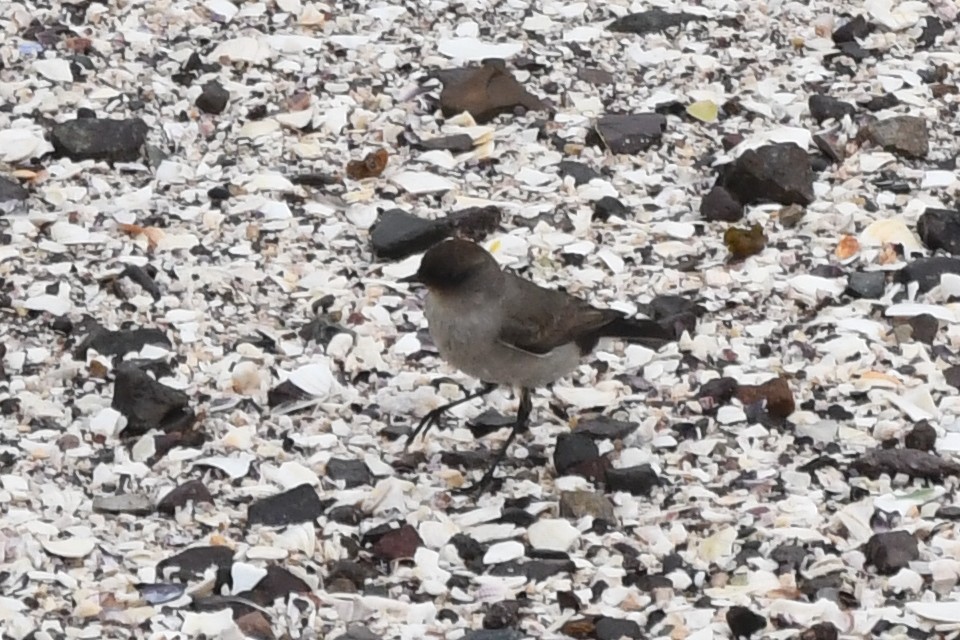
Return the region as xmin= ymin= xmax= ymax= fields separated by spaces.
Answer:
xmin=497 ymin=273 xmax=620 ymax=354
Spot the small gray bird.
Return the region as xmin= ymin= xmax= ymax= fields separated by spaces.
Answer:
xmin=402 ymin=238 xmax=675 ymax=492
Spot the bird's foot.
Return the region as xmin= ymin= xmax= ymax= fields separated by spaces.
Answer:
xmin=404 ymin=406 xmax=447 ymax=449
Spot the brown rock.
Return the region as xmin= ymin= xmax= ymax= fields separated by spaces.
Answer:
xmin=371 ymin=525 xmax=422 ymax=561
xmin=859 ymin=115 xmax=929 ymax=158
xmin=439 ymin=61 xmax=545 ymax=123
xmin=735 ymin=377 xmax=795 ymax=419
xmin=236 ymin=611 xmax=274 ymax=640
xmin=724 ymin=223 xmax=767 ymax=260
xmin=559 ymin=491 xmax=616 ymax=521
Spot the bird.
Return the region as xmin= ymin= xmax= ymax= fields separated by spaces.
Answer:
xmin=401 ymin=237 xmax=676 ymax=493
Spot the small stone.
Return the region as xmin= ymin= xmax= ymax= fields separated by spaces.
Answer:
xmin=557 ymin=160 xmax=600 ymax=185
xmin=448 ymin=205 xmax=502 ymax=241
xmin=326 ymin=458 xmax=373 ymax=488
xmin=735 ymin=377 xmax=795 ymax=419
xmin=846 ymin=272 xmax=886 ymax=299
xmin=590 ymin=114 xmax=667 ymax=154
xmin=157 ymin=479 xmax=214 ymax=515
xmin=724 ymin=224 xmax=767 ymax=259
xmin=559 ymin=491 xmax=616 ymax=522
xmin=0 ymin=176 xmax=28 ymax=202
xmin=778 ymin=203 xmax=806 ymax=228
xmin=439 ymin=61 xmax=545 ymax=123
xmin=327 ymin=505 xmax=364 ymax=526
xmin=92 ymin=493 xmax=154 ymax=516
xmin=808 ymin=94 xmax=856 ymax=123
xmin=411 ymin=133 xmax=475 ymax=153
xmin=701 ymin=186 xmax=743 ymax=221
xmin=370 ymin=209 xmax=450 ymax=261
xmin=605 ymin=465 xmax=659 ymax=496
xmin=832 ymin=15 xmax=871 ymax=43
xmin=852 ymin=448 xmax=960 ymax=480
xmin=248 ymin=484 xmax=325 ymax=527
xmin=813 ymin=134 xmax=844 ymax=164
xmin=864 ymin=530 xmax=919 ymax=575
xmin=905 ymin=314 xmax=940 ymax=345
xmin=371 ymin=524 xmax=422 ymax=561
xmin=574 ymin=416 xmax=638 ymax=440
xmin=595 ymin=617 xmax=643 ymax=640
xmin=592 ymin=196 xmax=629 ymax=222
xmin=905 ymin=421 xmax=937 ymax=452
xmin=195 ymin=81 xmax=229 ymax=114
xmin=75 ymin=326 xmax=172 ymax=359
xmin=860 ymin=116 xmax=929 ymax=158
xmin=917 ymin=208 xmax=960 ymax=255
xmin=800 ymin=622 xmax=839 ymax=640
xmin=577 ymin=67 xmax=614 ymax=86
xmin=719 ymin=143 xmax=815 ymax=206
xmin=156 ymin=546 xmax=233 ymax=582
xmin=333 ymin=626 xmax=382 ymax=640
xmin=112 ymin=363 xmax=194 ymax=437
xmin=861 ymin=92 xmax=900 ymax=112
xmin=944 ymin=365 xmax=960 ymax=390
xmin=553 ymin=433 xmax=600 ymax=475
xmin=726 ymin=606 xmax=766 ymax=639
xmin=482 ymin=600 xmax=520 ymax=630
xmin=346 ymin=149 xmax=389 ymax=180
xmin=50 ymin=117 xmax=149 ymax=162
xmin=236 ymin=611 xmax=274 ymax=640
xmin=240 ymin=565 xmax=310 ymax=606
xmin=607 ymin=9 xmax=704 ymax=34
xmin=899 ymin=257 xmax=960 ymax=293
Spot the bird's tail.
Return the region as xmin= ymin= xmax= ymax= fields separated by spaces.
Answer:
xmin=598 ymin=316 xmax=678 ymax=349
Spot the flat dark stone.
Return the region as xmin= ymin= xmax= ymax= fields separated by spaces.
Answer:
xmin=719 ymin=143 xmax=815 ymax=206
xmin=196 ymin=80 xmax=229 ymax=114
xmin=447 ymin=205 xmax=502 ymax=241
xmin=370 ymin=209 xmax=450 ymax=261
xmin=808 ymin=94 xmax=856 ymax=123
xmin=861 ymin=92 xmax=900 ymax=111
xmin=832 ymin=15 xmax=871 ymax=43
xmin=238 ymin=565 xmax=310 ymax=606
xmin=846 ymin=271 xmax=886 ymax=299
xmin=864 ymin=530 xmax=919 ymax=575
xmin=607 ymin=9 xmax=704 ymax=35
xmin=898 ymin=257 xmax=960 ymax=292
xmin=605 ymin=464 xmax=659 ymax=496
xmin=554 ymin=432 xmax=600 ymax=475
xmin=726 ymin=605 xmax=767 ymax=639
xmin=574 ymin=416 xmax=639 ymax=440
xmin=248 ymin=483 xmax=325 ymax=527
xmin=596 ymin=617 xmax=643 ymax=640
xmin=593 ymin=196 xmax=629 ymax=222
xmin=557 ymin=160 xmax=600 ymax=185
xmin=851 ymin=447 xmax=960 ymax=480
xmin=75 ymin=326 xmax=171 ymax=359
xmin=860 ymin=115 xmax=929 ymax=158
xmin=0 ymin=176 xmax=28 ymax=203
xmin=414 ymin=134 xmax=475 ymax=153
xmin=112 ymin=363 xmax=194 ymax=437
xmin=326 ymin=458 xmax=373 ymax=488
xmin=701 ymin=185 xmax=743 ymax=221
xmin=157 ymin=545 xmax=234 ymax=582
xmin=51 ymin=117 xmax=148 ymax=162
xmin=591 ymin=114 xmax=666 ymax=154
xmin=157 ymin=479 xmax=214 ymax=515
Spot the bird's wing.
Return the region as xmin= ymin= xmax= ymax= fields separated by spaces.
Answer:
xmin=497 ymin=273 xmax=620 ymax=355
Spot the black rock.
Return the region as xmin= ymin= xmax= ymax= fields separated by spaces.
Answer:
xmin=905 ymin=421 xmax=937 ymax=452
xmin=157 ymin=545 xmax=233 ymax=582
xmin=899 ymin=257 xmax=960 ymax=292
xmin=917 ymin=17 xmax=946 ymax=48
xmin=247 ymin=483 xmax=325 ymax=527
xmin=120 ymin=264 xmax=162 ymax=300
xmin=326 ymin=458 xmax=373 ymax=488
xmin=75 ymin=326 xmax=171 ymax=358
xmin=945 ymin=365 xmax=960 ymax=389
xmin=936 ymin=505 xmax=960 ymax=520
xmin=593 ymin=196 xmax=629 ymax=221
xmin=851 ymin=448 xmax=960 ymax=480
xmin=557 ymin=160 xmax=600 ymax=185
xmin=50 ymin=117 xmax=148 ymax=162
xmin=239 ymin=565 xmax=310 ymax=606
xmin=157 ymin=479 xmax=214 ymax=515
xmin=906 ymin=313 xmax=939 ymax=345
xmin=701 ymin=186 xmax=743 ymax=221
xmin=861 ymin=92 xmax=900 ymax=112
xmin=605 ymin=464 xmax=659 ymax=495
xmin=461 ymin=631 xmax=523 ymax=640
xmin=327 ymin=505 xmax=364 ymax=526
xmin=590 ymin=114 xmax=666 ymax=154
xmin=574 ymin=416 xmax=638 ymax=440
xmin=595 ymin=617 xmax=643 ymax=640
xmin=299 ymin=316 xmax=351 ymax=347
xmin=846 ymin=271 xmax=886 ymax=299
xmin=607 ymin=9 xmax=704 ymax=35
xmin=770 ymin=543 xmax=809 ymax=571
xmin=726 ymin=605 xmax=766 ymax=638
xmin=447 ymin=205 xmax=502 ymax=241
xmin=208 ymin=185 xmax=231 ymax=201
xmin=719 ymin=143 xmax=815 ymax=206
xmin=112 ymin=363 xmax=193 ymax=436
xmin=918 ymin=208 xmax=960 ymax=255
xmin=863 ymin=530 xmax=919 ymax=575
xmin=808 ymin=94 xmax=856 ymax=123
xmin=482 ymin=600 xmax=520 ymax=629
xmin=195 ymin=81 xmax=229 ymax=114
xmin=801 ymin=622 xmax=839 ymax=640
xmin=553 ymin=432 xmax=600 ymax=475
xmin=860 ymin=116 xmax=928 ymax=158
xmin=333 ymin=626 xmax=383 ymax=640
xmin=524 ymin=559 xmax=575 ymax=581
xmin=0 ymin=176 xmax=28 ymax=203
xmin=412 ymin=133 xmax=475 ymax=153
xmin=698 ymin=376 xmax=740 ymax=404
xmin=832 ymin=15 xmax=871 ymax=43
xmin=370 ymin=209 xmax=451 ymax=261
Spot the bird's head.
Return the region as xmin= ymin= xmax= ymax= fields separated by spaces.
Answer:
xmin=401 ymin=238 xmax=499 ymax=292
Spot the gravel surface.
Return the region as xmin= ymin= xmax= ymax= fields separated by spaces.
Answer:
xmin=1 ymin=0 xmax=960 ymax=639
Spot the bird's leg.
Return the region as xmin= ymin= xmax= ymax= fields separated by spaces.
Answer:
xmin=405 ymin=382 xmax=497 ymax=449
xmin=457 ymin=387 xmax=533 ymax=496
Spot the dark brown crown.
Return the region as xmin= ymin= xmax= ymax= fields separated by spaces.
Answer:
xmin=414 ymin=238 xmax=496 ymax=290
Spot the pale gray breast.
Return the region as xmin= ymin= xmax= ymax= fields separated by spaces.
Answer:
xmin=424 ymin=292 xmax=581 ymax=387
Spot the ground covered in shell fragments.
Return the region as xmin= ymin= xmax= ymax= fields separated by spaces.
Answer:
xmin=1 ymin=0 xmax=960 ymax=639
